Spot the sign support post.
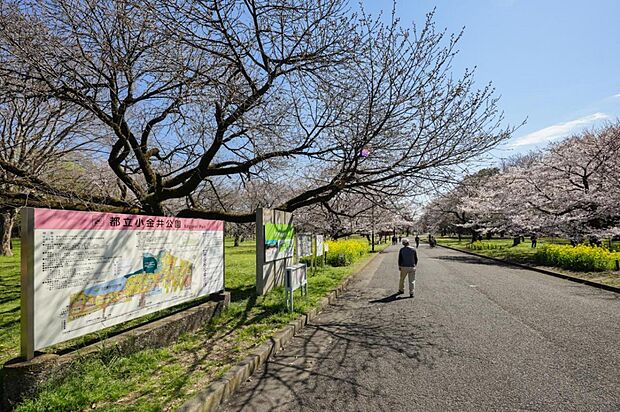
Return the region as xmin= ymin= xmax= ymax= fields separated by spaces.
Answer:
xmin=20 ymin=208 xmax=35 ymax=361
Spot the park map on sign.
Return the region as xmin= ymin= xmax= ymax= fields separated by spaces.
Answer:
xmin=67 ymin=250 xmax=192 ymax=321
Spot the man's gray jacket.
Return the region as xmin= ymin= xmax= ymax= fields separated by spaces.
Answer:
xmin=398 ymin=246 xmax=418 ymax=267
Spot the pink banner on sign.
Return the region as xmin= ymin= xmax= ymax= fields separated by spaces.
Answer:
xmin=34 ymin=209 xmax=224 ymax=231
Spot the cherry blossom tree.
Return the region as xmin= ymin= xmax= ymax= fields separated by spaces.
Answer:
xmin=0 ymin=0 xmax=513 ymax=222
xmin=418 ymin=168 xmax=500 ymax=241
xmin=512 ymin=124 xmax=620 ymax=238
xmin=426 ymin=123 xmax=620 ymax=242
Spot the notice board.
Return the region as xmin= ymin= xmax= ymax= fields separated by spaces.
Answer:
xmin=20 ymin=208 xmax=224 ymax=359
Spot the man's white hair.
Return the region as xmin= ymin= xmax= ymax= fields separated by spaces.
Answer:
xmin=402 ymin=238 xmax=409 ymax=245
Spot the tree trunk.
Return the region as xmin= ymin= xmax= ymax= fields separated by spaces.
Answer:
xmin=0 ymin=208 xmax=17 ymax=257
xmin=513 ymin=236 xmax=521 ymax=247
xmin=233 ymin=234 xmax=240 ymax=247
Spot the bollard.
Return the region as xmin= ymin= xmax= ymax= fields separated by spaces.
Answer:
xmin=615 ymin=259 xmax=620 ymax=271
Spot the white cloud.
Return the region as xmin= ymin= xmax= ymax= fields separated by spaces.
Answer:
xmin=613 ymin=93 xmax=620 ymax=98
xmin=510 ymin=112 xmax=609 ymax=147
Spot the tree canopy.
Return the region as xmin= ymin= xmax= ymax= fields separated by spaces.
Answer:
xmin=418 ymin=123 xmax=620 ymax=239
xmin=0 ymin=0 xmax=512 ymax=225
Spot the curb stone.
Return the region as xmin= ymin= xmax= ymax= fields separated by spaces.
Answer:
xmin=177 ymin=249 xmax=384 ymax=412
xmin=437 ymin=243 xmax=620 ymax=294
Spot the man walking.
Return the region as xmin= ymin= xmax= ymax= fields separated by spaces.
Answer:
xmin=414 ymin=234 xmax=420 ymax=248
xmin=398 ymin=238 xmax=418 ymax=298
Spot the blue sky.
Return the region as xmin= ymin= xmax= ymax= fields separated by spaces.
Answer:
xmin=362 ymin=0 xmax=620 ymax=161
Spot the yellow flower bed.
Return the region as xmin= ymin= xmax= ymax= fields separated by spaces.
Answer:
xmin=536 ymin=244 xmax=620 ymax=271
xmin=325 ymin=238 xmax=369 ymax=266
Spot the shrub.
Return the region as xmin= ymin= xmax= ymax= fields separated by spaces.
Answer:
xmin=300 ymin=255 xmax=325 ymax=267
xmin=325 ymin=239 xmax=368 ymax=267
xmin=466 ymin=241 xmax=505 ymax=251
xmin=535 ymin=244 xmax=620 ymax=272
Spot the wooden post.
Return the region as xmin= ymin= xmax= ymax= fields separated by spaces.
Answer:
xmin=256 ymin=208 xmax=265 ymax=294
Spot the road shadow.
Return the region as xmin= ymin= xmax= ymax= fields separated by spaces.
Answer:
xmin=222 ymin=294 xmax=437 ymax=412
xmin=368 ymin=292 xmax=412 ymax=304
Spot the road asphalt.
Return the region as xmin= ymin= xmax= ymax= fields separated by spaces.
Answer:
xmin=220 ymin=244 xmax=620 ymax=411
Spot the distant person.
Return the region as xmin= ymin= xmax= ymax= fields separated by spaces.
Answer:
xmin=530 ymin=234 xmax=537 ymax=248
xmin=392 ymin=235 xmax=398 ymax=245
xmin=415 ymin=234 xmax=420 ymax=248
xmin=428 ymin=235 xmax=436 ymax=248
xmin=398 ymin=238 xmax=418 ymax=298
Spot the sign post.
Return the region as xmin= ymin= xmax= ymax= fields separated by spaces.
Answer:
xmin=255 ymin=208 xmax=294 ymax=295
xmin=316 ymin=235 xmax=327 ymax=274
xmin=20 ymin=208 xmax=35 ymax=360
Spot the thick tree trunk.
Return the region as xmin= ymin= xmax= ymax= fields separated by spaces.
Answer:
xmin=0 ymin=208 xmax=17 ymax=257
xmin=471 ymin=230 xmax=478 ymax=243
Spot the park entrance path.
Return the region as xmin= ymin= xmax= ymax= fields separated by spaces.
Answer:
xmin=220 ymin=244 xmax=620 ymax=411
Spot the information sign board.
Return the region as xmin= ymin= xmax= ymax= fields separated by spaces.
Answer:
xmin=20 ymin=208 xmax=224 ymax=358
xmin=296 ymin=234 xmax=313 ymax=258
xmin=315 ymin=235 xmax=324 ymax=256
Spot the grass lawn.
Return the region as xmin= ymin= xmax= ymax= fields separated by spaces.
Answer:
xmin=0 ymin=240 xmax=20 ymax=366
xmin=437 ymin=237 xmax=620 ymax=287
xmin=2 ymin=238 xmax=386 ymax=411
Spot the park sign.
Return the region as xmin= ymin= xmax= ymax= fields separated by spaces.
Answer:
xmin=316 ymin=235 xmax=324 ymax=256
xmin=256 ymin=208 xmax=294 ymax=295
xmin=20 ymin=208 xmax=224 ymax=360
xmin=296 ymin=234 xmax=313 ymax=258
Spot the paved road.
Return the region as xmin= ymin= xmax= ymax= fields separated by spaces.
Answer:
xmin=221 ymin=244 xmax=620 ymax=411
